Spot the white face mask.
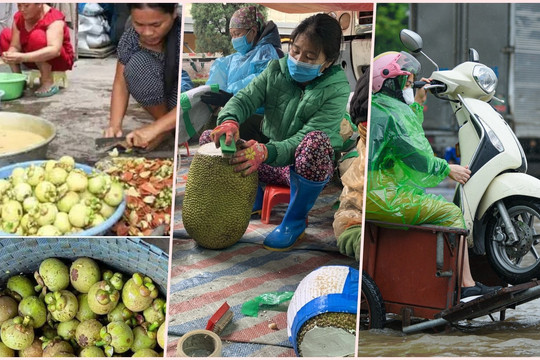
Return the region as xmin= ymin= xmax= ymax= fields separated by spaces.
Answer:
xmin=402 ymin=87 xmax=415 ymax=105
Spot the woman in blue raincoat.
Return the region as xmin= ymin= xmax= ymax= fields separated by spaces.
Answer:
xmin=366 ymin=51 xmax=501 ymax=298
xmin=200 ymin=6 xmax=283 ymax=108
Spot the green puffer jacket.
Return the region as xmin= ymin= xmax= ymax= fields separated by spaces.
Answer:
xmin=217 ymin=55 xmax=350 ymax=167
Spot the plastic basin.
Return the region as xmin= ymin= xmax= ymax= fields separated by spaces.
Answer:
xmin=0 ymin=112 xmax=56 ymax=168
xmin=0 ymin=73 xmax=26 ymax=100
xmin=0 ymin=160 xmax=126 ymax=236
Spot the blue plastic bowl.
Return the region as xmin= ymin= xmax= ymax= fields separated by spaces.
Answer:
xmin=0 ymin=160 xmax=126 ymax=236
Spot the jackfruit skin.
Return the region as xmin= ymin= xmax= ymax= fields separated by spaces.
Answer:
xmin=182 ymin=143 xmax=258 ymax=249
xmin=296 ymin=312 xmax=356 ymax=357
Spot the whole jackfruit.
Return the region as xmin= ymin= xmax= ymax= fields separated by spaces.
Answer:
xmin=182 ymin=142 xmax=258 ymax=249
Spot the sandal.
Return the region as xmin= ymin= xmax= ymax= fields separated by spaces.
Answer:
xmin=461 ymin=281 xmax=502 ymax=299
xmin=35 ymin=84 xmax=59 ymax=98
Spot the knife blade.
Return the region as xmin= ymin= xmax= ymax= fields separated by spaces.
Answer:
xmin=95 ymin=136 xmax=128 ymax=152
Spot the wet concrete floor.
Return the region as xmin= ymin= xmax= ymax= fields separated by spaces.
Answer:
xmin=0 ymin=57 xmax=172 ymax=165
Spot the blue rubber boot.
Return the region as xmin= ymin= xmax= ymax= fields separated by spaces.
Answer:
xmin=263 ymin=167 xmax=329 ymax=251
xmin=251 ymin=184 xmax=264 ymax=216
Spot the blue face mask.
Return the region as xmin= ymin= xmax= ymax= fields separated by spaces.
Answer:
xmin=231 ymin=29 xmax=253 ymax=55
xmin=287 ymin=55 xmax=325 ymax=83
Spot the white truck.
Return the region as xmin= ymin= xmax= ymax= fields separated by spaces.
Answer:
xmin=411 ymin=3 xmax=540 ymax=176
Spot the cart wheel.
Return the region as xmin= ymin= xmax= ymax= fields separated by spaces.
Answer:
xmin=360 ymin=273 xmax=385 ymax=330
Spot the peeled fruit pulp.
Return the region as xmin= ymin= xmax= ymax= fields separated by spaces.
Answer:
xmin=0 ymin=156 xmax=124 ymax=235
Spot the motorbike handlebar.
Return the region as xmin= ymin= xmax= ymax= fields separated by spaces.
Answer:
xmin=424 ymin=84 xmax=446 ymax=90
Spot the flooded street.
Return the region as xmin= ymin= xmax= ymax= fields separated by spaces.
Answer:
xmin=359 ymin=181 xmax=540 ymax=356
xmin=358 ymin=298 xmax=540 ymax=356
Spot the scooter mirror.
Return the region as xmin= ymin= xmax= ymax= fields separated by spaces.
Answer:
xmin=400 ymin=29 xmax=423 ymax=53
xmin=469 ymin=48 xmax=480 ymax=62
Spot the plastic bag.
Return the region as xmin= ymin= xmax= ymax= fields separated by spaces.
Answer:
xmin=178 ymin=85 xmax=218 ymax=143
xmin=333 ymin=129 xmax=366 ymax=240
xmin=79 ymin=3 xmax=104 ymax=16
xmin=241 ymin=291 xmax=294 ymax=317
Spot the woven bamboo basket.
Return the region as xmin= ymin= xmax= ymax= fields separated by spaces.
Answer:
xmin=0 ymin=237 xmax=169 ymax=294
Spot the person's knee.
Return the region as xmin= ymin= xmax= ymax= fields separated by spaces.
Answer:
xmin=124 ymin=51 xmax=164 ymax=105
xmin=295 ymin=130 xmax=334 ymax=181
xmin=297 ymin=130 xmax=333 ymax=158
xmin=25 ymin=29 xmax=48 ymax=53
xmin=0 ymin=28 xmax=12 ymax=53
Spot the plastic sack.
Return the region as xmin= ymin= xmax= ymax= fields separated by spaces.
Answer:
xmin=241 ymin=291 xmax=294 ymax=317
xmin=178 ymin=85 xmax=218 ymax=143
xmin=79 ymin=14 xmax=104 ymax=27
xmin=79 ymin=14 xmax=110 ymax=35
xmin=77 ymin=38 xmax=89 ymax=51
xmin=79 ymin=3 xmax=104 ymax=16
xmin=333 ymin=128 xmax=366 ymax=257
xmin=287 ymin=266 xmax=358 ymax=357
xmin=86 ymin=33 xmax=111 ymax=49
xmin=366 ymin=92 xmax=464 ymax=228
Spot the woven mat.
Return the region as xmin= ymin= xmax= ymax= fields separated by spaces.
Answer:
xmin=167 ymin=239 xmax=357 ymax=357
xmin=171 ymin=147 xmax=357 ymax=356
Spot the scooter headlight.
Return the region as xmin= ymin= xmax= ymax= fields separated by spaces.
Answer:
xmin=473 ymin=65 xmax=498 ymax=94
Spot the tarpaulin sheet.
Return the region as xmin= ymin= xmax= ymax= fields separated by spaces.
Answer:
xmin=260 ymin=3 xmax=374 ymax=13
xmin=171 ymin=145 xmax=358 ymax=356
xmin=167 ymin=240 xmax=357 ymax=357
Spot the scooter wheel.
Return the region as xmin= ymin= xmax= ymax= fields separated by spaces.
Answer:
xmin=360 ymin=273 xmax=386 ymax=330
xmin=485 ymin=198 xmax=540 ymax=285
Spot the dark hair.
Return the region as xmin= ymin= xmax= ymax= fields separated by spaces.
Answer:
xmin=127 ymin=3 xmax=179 ymax=100
xmin=127 ymin=3 xmax=177 ymax=14
xmin=290 ymin=13 xmax=342 ymax=66
xmin=350 ymin=66 xmax=370 ymax=125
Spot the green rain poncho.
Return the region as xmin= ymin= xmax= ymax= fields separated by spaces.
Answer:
xmin=366 ymin=92 xmax=464 ymax=228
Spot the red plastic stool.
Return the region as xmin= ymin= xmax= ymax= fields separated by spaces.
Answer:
xmin=261 ymin=185 xmax=290 ymax=224
xmin=182 ymin=142 xmax=190 ymax=156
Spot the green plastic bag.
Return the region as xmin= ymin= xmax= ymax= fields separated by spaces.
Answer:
xmin=241 ymin=291 xmax=294 ymax=317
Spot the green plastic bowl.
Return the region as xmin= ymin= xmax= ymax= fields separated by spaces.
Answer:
xmin=0 ymin=72 xmax=26 ymax=100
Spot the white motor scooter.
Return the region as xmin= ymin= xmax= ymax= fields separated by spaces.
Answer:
xmin=400 ymin=29 xmax=540 ymax=285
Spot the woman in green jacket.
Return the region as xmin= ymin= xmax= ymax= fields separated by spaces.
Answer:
xmin=201 ymin=13 xmax=350 ymax=251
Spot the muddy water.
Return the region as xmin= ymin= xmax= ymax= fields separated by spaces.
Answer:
xmin=358 ymin=299 xmax=540 ymax=356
